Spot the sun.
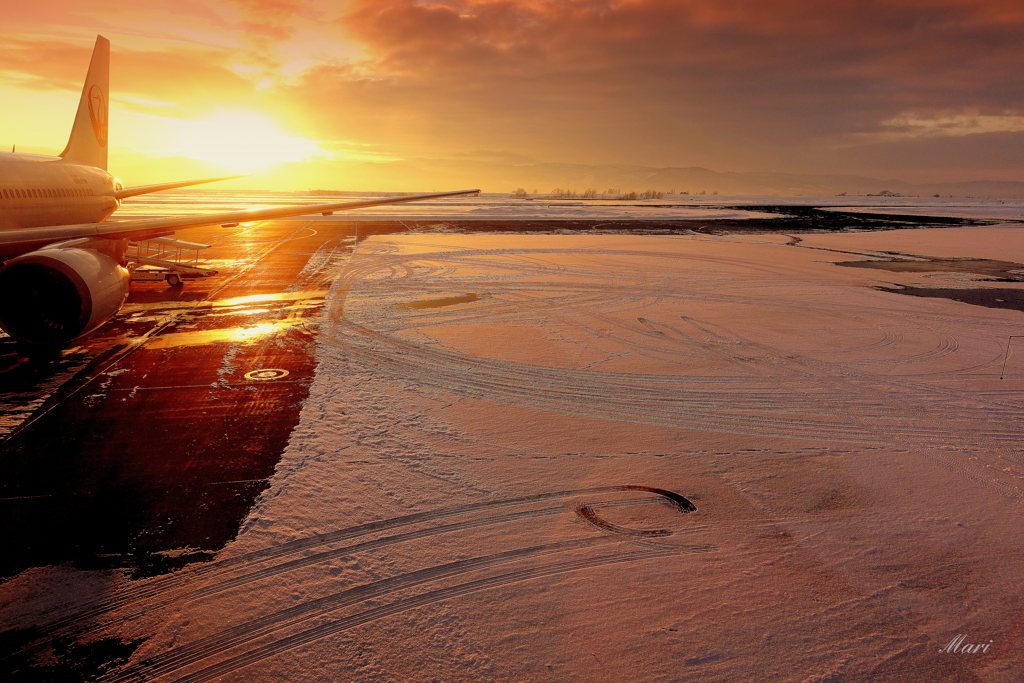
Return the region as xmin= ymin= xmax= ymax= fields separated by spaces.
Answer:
xmin=171 ymin=110 xmax=324 ymax=171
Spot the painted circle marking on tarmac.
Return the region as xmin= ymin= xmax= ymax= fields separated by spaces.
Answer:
xmin=244 ymin=368 xmax=290 ymax=381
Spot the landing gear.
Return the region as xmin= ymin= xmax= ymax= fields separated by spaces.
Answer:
xmin=165 ymin=273 xmax=182 ymax=287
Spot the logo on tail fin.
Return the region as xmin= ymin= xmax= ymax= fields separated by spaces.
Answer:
xmin=87 ymin=85 xmax=108 ymax=147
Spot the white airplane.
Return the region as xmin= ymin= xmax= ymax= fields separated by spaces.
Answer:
xmin=0 ymin=35 xmax=478 ymax=347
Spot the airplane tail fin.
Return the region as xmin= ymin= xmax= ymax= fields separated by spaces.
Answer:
xmin=60 ymin=35 xmax=109 ymax=170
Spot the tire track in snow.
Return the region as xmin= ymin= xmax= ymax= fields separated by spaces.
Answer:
xmin=136 ymin=549 xmax=693 ymax=683
xmin=104 ymin=540 xmax=714 ymax=683
xmin=103 ymin=491 xmax=706 ymax=683
xmin=36 ymin=487 xmax=684 ymax=638
xmin=327 ymin=243 xmax=1024 ymax=500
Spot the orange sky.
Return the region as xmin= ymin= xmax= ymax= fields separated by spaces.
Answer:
xmin=2 ymin=0 xmax=1023 ymax=191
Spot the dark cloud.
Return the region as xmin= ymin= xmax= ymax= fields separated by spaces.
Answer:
xmin=4 ymin=0 xmax=1023 ymax=180
xmin=274 ymin=0 xmax=1022 ymax=174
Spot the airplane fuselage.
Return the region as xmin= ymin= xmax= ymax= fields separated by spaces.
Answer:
xmin=0 ymin=35 xmax=477 ymax=346
xmin=0 ymin=152 xmax=121 ymax=232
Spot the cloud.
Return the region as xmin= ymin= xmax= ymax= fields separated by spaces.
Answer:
xmin=0 ymin=35 xmax=258 ymax=117
xmin=246 ymin=0 xmax=1017 ymax=177
xmin=3 ymin=0 xmax=1023 ymax=180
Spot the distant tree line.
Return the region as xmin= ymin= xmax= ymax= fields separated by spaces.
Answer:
xmin=507 ymin=188 xmax=727 ymax=199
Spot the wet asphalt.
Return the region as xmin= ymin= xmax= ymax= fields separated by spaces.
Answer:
xmin=0 ymin=218 xmax=358 ymax=579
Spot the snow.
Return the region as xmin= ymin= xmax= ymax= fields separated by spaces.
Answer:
xmin=820 ymin=203 xmax=1024 ymax=221
xmin=115 ymin=191 xmax=1024 ymax=225
xmin=6 ymin=228 xmax=1024 ymax=681
xmin=116 ymin=191 xmax=776 ymax=220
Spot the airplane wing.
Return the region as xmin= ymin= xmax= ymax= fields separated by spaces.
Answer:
xmin=115 ymin=175 xmax=249 ymax=200
xmin=0 ymin=189 xmax=480 ymax=259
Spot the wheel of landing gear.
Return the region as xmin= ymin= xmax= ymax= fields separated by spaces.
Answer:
xmin=166 ymin=273 xmax=182 ymax=287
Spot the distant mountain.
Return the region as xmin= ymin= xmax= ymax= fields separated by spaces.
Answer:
xmin=341 ymin=159 xmax=1024 ymax=198
xmin=921 ymin=180 xmax=1024 ymax=198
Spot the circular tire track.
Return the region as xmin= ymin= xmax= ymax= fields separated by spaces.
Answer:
xmin=100 ymin=487 xmax=707 ymax=683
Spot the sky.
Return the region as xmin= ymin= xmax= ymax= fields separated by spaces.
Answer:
xmin=1 ymin=0 xmax=1023 ymax=191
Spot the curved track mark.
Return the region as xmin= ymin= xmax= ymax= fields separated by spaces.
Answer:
xmin=40 ymin=486 xmax=684 ymax=637
xmin=115 ymin=548 xmax=705 ymax=683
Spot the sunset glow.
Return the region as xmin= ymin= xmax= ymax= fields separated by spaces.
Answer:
xmin=168 ymin=111 xmax=325 ymax=171
xmin=1 ymin=1 xmax=1022 ymax=190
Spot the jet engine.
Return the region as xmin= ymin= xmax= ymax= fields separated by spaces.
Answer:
xmin=0 ymin=248 xmax=129 ymax=345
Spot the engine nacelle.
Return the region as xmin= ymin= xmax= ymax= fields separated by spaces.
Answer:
xmin=0 ymin=248 xmax=129 ymax=345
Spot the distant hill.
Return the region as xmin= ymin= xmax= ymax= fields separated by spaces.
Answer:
xmin=341 ymin=159 xmax=1024 ymax=198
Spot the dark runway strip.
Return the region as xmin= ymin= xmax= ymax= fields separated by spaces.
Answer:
xmin=0 ymin=219 xmax=356 ymax=579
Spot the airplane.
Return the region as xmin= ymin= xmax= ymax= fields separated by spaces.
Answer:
xmin=0 ymin=35 xmax=478 ymax=347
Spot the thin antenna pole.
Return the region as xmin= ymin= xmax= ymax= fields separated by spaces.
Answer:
xmin=999 ymin=336 xmax=1024 ymax=379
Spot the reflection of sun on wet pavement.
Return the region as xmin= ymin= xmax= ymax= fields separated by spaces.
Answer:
xmin=0 ymin=216 xmax=356 ymax=642
xmin=215 ymin=291 xmax=328 ymax=308
xmin=143 ymin=319 xmax=309 ymax=349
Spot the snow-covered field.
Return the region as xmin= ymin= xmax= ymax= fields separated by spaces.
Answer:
xmin=114 ymin=191 xmax=775 ymax=220
xmin=114 ymin=190 xmax=1024 ymax=222
xmin=6 ymin=226 xmax=1024 ymax=681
